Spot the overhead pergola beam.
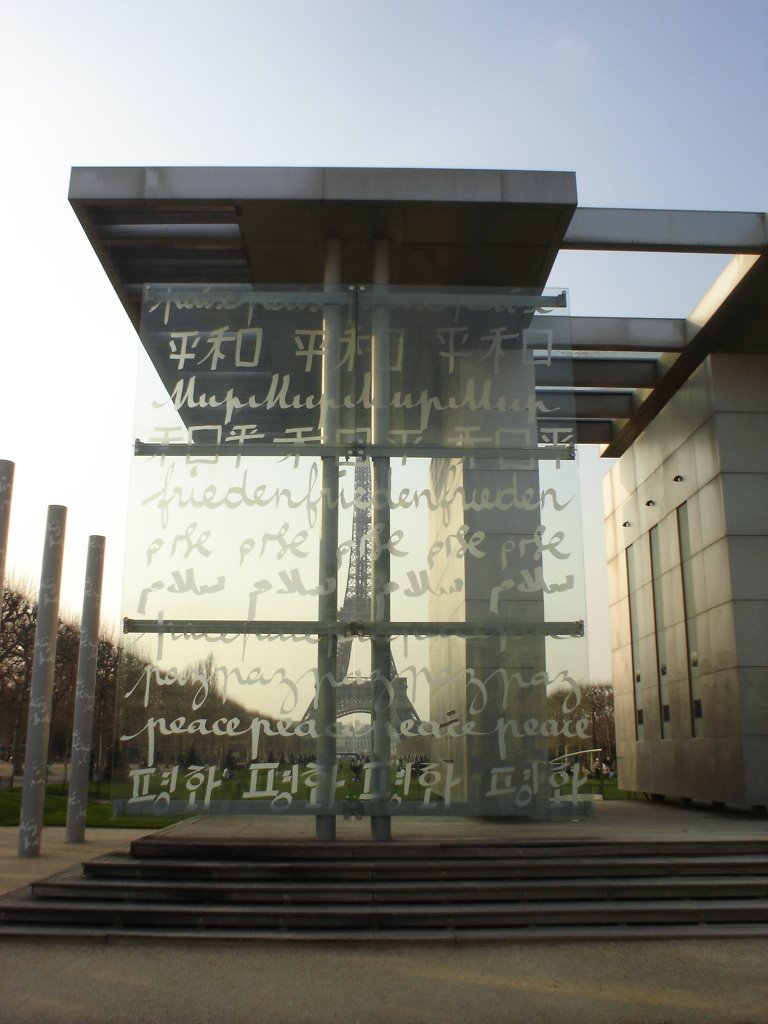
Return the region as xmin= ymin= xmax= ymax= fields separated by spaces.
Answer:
xmin=538 ymin=390 xmax=636 ymax=420
xmin=563 ymin=208 xmax=768 ymax=254
xmin=567 ymin=316 xmax=693 ymax=352
xmin=536 ymin=357 xmax=660 ymax=389
xmin=539 ymin=419 xmax=616 ymax=445
xmin=603 ymin=252 xmax=768 ymax=457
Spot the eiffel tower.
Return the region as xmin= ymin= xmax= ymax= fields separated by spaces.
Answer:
xmin=300 ymin=459 xmax=420 ymax=728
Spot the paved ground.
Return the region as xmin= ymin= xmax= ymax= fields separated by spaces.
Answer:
xmin=0 ymin=801 xmax=766 ymax=1024
xmin=0 ymin=827 xmax=153 ymax=898
xmin=1 ymin=935 xmax=767 ymax=1024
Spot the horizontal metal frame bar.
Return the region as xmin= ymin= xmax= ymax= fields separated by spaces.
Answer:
xmin=357 ymin=289 xmax=567 ymax=309
xmin=123 ymin=618 xmax=585 ymax=638
xmin=142 ymin=285 xmax=354 ymax=305
xmin=139 ymin=285 xmax=567 ymax=310
xmin=133 ymin=442 xmax=575 ymax=461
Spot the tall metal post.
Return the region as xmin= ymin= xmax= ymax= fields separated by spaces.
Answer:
xmin=316 ymin=237 xmax=342 ymax=841
xmin=66 ymin=535 xmax=106 ymax=843
xmin=18 ymin=505 xmax=67 ymax=857
xmin=370 ymin=239 xmax=393 ymax=841
xmin=0 ymin=460 xmax=14 ymax=629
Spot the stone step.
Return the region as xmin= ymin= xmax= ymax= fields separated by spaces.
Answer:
xmin=5 ymin=835 xmax=767 ymax=941
xmin=85 ymin=851 xmax=768 ymax=882
xmin=3 ymin=896 xmax=768 ymax=930
xmin=2 ymin=922 xmax=768 ymax=943
xmin=130 ymin=836 xmax=768 ymax=862
xmin=31 ymin=872 xmax=768 ymax=905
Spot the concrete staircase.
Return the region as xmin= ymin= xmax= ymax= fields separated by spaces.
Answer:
xmin=2 ymin=835 xmax=768 ymax=941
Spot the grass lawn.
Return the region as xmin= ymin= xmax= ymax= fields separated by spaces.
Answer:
xmin=580 ymin=776 xmax=638 ymax=801
xmin=0 ymin=785 xmax=178 ymax=829
xmin=0 ymin=772 xmax=640 ymax=829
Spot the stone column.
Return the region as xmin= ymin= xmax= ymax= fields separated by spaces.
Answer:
xmin=18 ymin=505 xmax=67 ymax=857
xmin=0 ymin=460 xmax=14 ymax=628
xmin=66 ymin=535 xmax=106 ymax=843
xmin=315 ymin=237 xmax=342 ymax=841
xmin=370 ymin=238 xmax=393 ymax=841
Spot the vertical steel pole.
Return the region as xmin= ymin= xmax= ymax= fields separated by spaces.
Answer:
xmin=18 ymin=505 xmax=67 ymax=857
xmin=370 ymin=239 xmax=392 ymax=841
xmin=316 ymin=237 xmax=342 ymax=842
xmin=66 ymin=535 xmax=106 ymax=843
xmin=0 ymin=460 xmax=14 ymax=629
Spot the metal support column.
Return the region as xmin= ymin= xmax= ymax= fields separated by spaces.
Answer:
xmin=316 ymin=237 xmax=342 ymax=842
xmin=0 ymin=460 xmax=14 ymax=629
xmin=66 ymin=535 xmax=106 ymax=843
xmin=370 ymin=239 xmax=392 ymax=841
xmin=18 ymin=505 xmax=67 ymax=857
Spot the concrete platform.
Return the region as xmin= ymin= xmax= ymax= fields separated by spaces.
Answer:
xmin=156 ymin=797 xmax=768 ymax=843
xmin=2 ymin=798 xmax=768 ymax=898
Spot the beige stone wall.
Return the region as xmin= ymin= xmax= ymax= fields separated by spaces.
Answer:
xmin=604 ymin=354 xmax=768 ymax=806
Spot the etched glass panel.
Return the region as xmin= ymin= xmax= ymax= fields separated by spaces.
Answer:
xmin=113 ymin=284 xmax=589 ymax=819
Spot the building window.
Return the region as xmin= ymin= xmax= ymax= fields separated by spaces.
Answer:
xmin=626 ymin=543 xmax=644 ymax=741
xmin=649 ymin=524 xmax=671 ymax=739
xmin=677 ymin=503 xmax=703 ymax=736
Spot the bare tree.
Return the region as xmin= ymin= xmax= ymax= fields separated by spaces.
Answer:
xmin=0 ymin=581 xmax=121 ymax=777
xmin=547 ymin=681 xmax=615 ymax=764
xmin=0 ymin=583 xmax=37 ymax=770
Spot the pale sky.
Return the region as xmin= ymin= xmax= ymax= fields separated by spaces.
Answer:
xmin=1 ymin=0 xmax=766 ymax=683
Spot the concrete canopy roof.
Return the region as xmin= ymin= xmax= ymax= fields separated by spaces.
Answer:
xmin=69 ymin=167 xmax=578 ymax=319
xmin=69 ymin=166 xmax=768 ymax=454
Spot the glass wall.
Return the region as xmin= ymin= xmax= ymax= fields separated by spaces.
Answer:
xmin=113 ymin=284 xmax=589 ymax=818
